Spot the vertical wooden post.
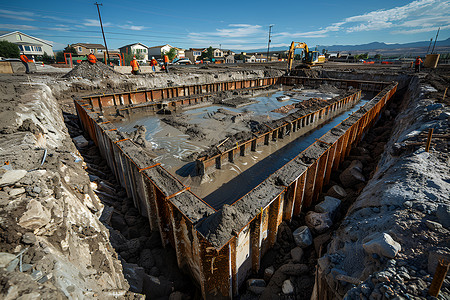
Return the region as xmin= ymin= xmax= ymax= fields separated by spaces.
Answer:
xmin=425 ymin=128 xmax=434 ymax=152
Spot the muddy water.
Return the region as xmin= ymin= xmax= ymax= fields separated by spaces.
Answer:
xmin=115 ymin=90 xmax=337 ymax=169
xmin=201 ymin=99 xmax=369 ymax=209
xmin=116 ymin=116 xmax=210 ymax=167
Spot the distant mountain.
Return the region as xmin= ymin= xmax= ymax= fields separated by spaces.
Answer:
xmin=318 ymin=38 xmax=450 ymax=52
xmin=234 ymin=37 xmax=450 ymax=54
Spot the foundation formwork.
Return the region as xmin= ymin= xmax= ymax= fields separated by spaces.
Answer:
xmin=75 ymin=76 xmax=398 ymax=299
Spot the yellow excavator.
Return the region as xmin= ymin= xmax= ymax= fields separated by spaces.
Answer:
xmin=287 ymin=41 xmax=325 ymax=74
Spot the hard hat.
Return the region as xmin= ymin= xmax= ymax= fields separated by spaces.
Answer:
xmin=133 ymin=56 xmax=136 ymax=59
xmin=152 ymin=57 xmax=155 ymax=59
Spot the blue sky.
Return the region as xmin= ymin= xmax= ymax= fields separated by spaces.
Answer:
xmin=0 ymin=0 xmax=449 ymax=51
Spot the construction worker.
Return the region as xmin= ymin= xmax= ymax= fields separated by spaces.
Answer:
xmin=87 ymin=53 xmax=97 ymax=64
xmin=130 ymin=56 xmax=139 ymax=75
xmin=163 ymin=54 xmax=169 ymax=73
xmin=20 ymin=53 xmax=31 ymax=74
xmin=415 ymin=56 xmax=423 ymax=73
xmin=150 ymin=57 xmax=157 ymax=72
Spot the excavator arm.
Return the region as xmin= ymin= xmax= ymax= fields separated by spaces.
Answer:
xmin=287 ymin=42 xmax=309 ymax=74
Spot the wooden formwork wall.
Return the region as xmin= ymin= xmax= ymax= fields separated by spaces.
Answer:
xmin=75 ymin=77 xmax=397 ymax=299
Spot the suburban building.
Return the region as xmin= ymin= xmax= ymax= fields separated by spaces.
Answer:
xmin=0 ymin=31 xmax=54 ymax=58
xmin=245 ymin=55 xmax=257 ymax=63
xmin=148 ymin=44 xmax=185 ymax=59
xmin=185 ymin=48 xmax=204 ymax=63
xmin=119 ymin=43 xmax=149 ymax=63
xmin=70 ymin=43 xmax=105 ymax=58
xmin=225 ymin=54 xmax=235 ymax=64
xmin=223 ymin=50 xmax=235 ymax=56
xmin=213 ymin=48 xmax=224 ymax=58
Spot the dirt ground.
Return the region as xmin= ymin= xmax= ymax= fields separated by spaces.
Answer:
xmin=0 ymin=62 xmax=449 ymax=299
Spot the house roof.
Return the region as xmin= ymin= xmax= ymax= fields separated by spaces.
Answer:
xmin=119 ymin=42 xmax=149 ymax=49
xmin=0 ymin=31 xmax=53 ymax=46
xmin=148 ymin=44 xmax=171 ymax=49
xmin=72 ymin=43 xmax=105 ymax=49
xmin=188 ymin=48 xmax=205 ymax=51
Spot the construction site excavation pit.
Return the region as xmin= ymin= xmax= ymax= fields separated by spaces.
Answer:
xmin=74 ymin=75 xmax=399 ymax=299
xmin=112 ymin=88 xmax=374 ymax=209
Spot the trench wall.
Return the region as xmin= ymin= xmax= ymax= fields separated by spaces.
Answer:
xmin=75 ymin=76 xmax=398 ymax=299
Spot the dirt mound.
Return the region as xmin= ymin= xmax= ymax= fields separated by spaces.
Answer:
xmin=63 ymin=61 xmax=122 ymax=80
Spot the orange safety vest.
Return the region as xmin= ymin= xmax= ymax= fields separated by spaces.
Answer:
xmin=164 ymin=55 xmax=169 ymax=63
xmin=130 ymin=59 xmax=139 ymax=71
xmin=88 ymin=54 xmax=97 ymax=64
xmin=150 ymin=59 xmax=157 ymax=66
xmin=415 ymin=58 xmax=423 ymax=65
xmin=20 ymin=54 xmax=30 ymax=63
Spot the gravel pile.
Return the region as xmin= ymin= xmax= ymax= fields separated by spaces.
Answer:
xmin=63 ymin=61 xmax=122 ymax=80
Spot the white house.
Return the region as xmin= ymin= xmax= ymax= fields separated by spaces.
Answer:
xmin=0 ymin=31 xmax=54 ymax=58
xmin=148 ymin=44 xmax=185 ymax=59
xmin=119 ymin=43 xmax=149 ymax=63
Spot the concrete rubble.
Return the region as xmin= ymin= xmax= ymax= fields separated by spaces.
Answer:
xmin=316 ymin=75 xmax=450 ymax=299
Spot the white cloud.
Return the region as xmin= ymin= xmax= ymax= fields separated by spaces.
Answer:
xmin=118 ymin=24 xmax=146 ymax=31
xmin=0 ymin=9 xmax=34 ymax=17
xmin=0 ymin=24 xmax=38 ymax=30
xmin=83 ymin=19 xmax=112 ymax=27
xmin=0 ymin=14 xmax=34 ymax=21
xmin=189 ymin=24 xmax=265 ymax=39
xmin=392 ymin=24 xmax=450 ymax=34
xmin=275 ymin=0 xmax=449 ymax=39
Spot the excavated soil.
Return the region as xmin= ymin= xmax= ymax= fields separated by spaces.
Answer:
xmin=63 ymin=61 xmax=123 ymax=80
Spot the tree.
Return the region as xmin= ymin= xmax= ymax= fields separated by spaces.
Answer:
xmin=0 ymin=41 xmax=20 ymax=58
xmin=64 ymin=45 xmax=77 ymax=55
xmin=374 ymin=54 xmax=382 ymax=60
xmin=234 ymin=54 xmax=245 ymax=61
xmin=40 ymin=52 xmax=55 ymax=64
xmin=162 ymin=47 xmax=177 ymax=61
xmin=124 ymin=52 xmax=143 ymax=65
xmin=55 ymin=51 xmax=65 ymax=63
xmin=201 ymin=47 xmax=214 ymax=60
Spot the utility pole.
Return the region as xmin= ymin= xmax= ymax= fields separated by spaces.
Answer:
xmin=431 ymin=27 xmax=440 ymax=54
xmin=94 ymin=2 xmax=110 ymax=64
xmin=266 ymin=25 xmax=273 ymax=63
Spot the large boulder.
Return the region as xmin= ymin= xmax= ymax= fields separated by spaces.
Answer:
xmin=292 ymin=226 xmax=313 ymax=248
xmin=305 ymin=211 xmax=333 ymax=233
xmin=339 ymin=160 xmax=365 ymax=188
xmin=0 ymin=170 xmax=27 ymax=187
xmin=18 ymin=199 xmax=51 ymax=230
xmin=436 ymin=204 xmax=450 ymax=229
xmin=362 ymin=233 xmax=401 ymax=259
xmin=326 ymin=185 xmax=347 ymax=199
xmin=315 ymin=196 xmax=341 ymax=217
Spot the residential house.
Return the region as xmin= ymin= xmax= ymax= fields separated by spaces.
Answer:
xmin=223 ymin=49 xmax=235 ymax=56
xmin=225 ymin=54 xmax=235 ymax=64
xmin=0 ymin=31 xmax=54 ymax=58
xmin=119 ymin=43 xmax=149 ymax=63
xmin=254 ymin=54 xmax=267 ymax=62
xmin=71 ymin=43 xmax=105 ymax=58
xmin=245 ymin=55 xmax=256 ymax=63
xmin=148 ymin=44 xmax=184 ymax=59
xmin=185 ymin=48 xmax=204 ymax=63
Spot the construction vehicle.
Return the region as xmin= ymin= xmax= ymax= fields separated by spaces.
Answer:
xmin=287 ymin=41 xmax=325 ymax=74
